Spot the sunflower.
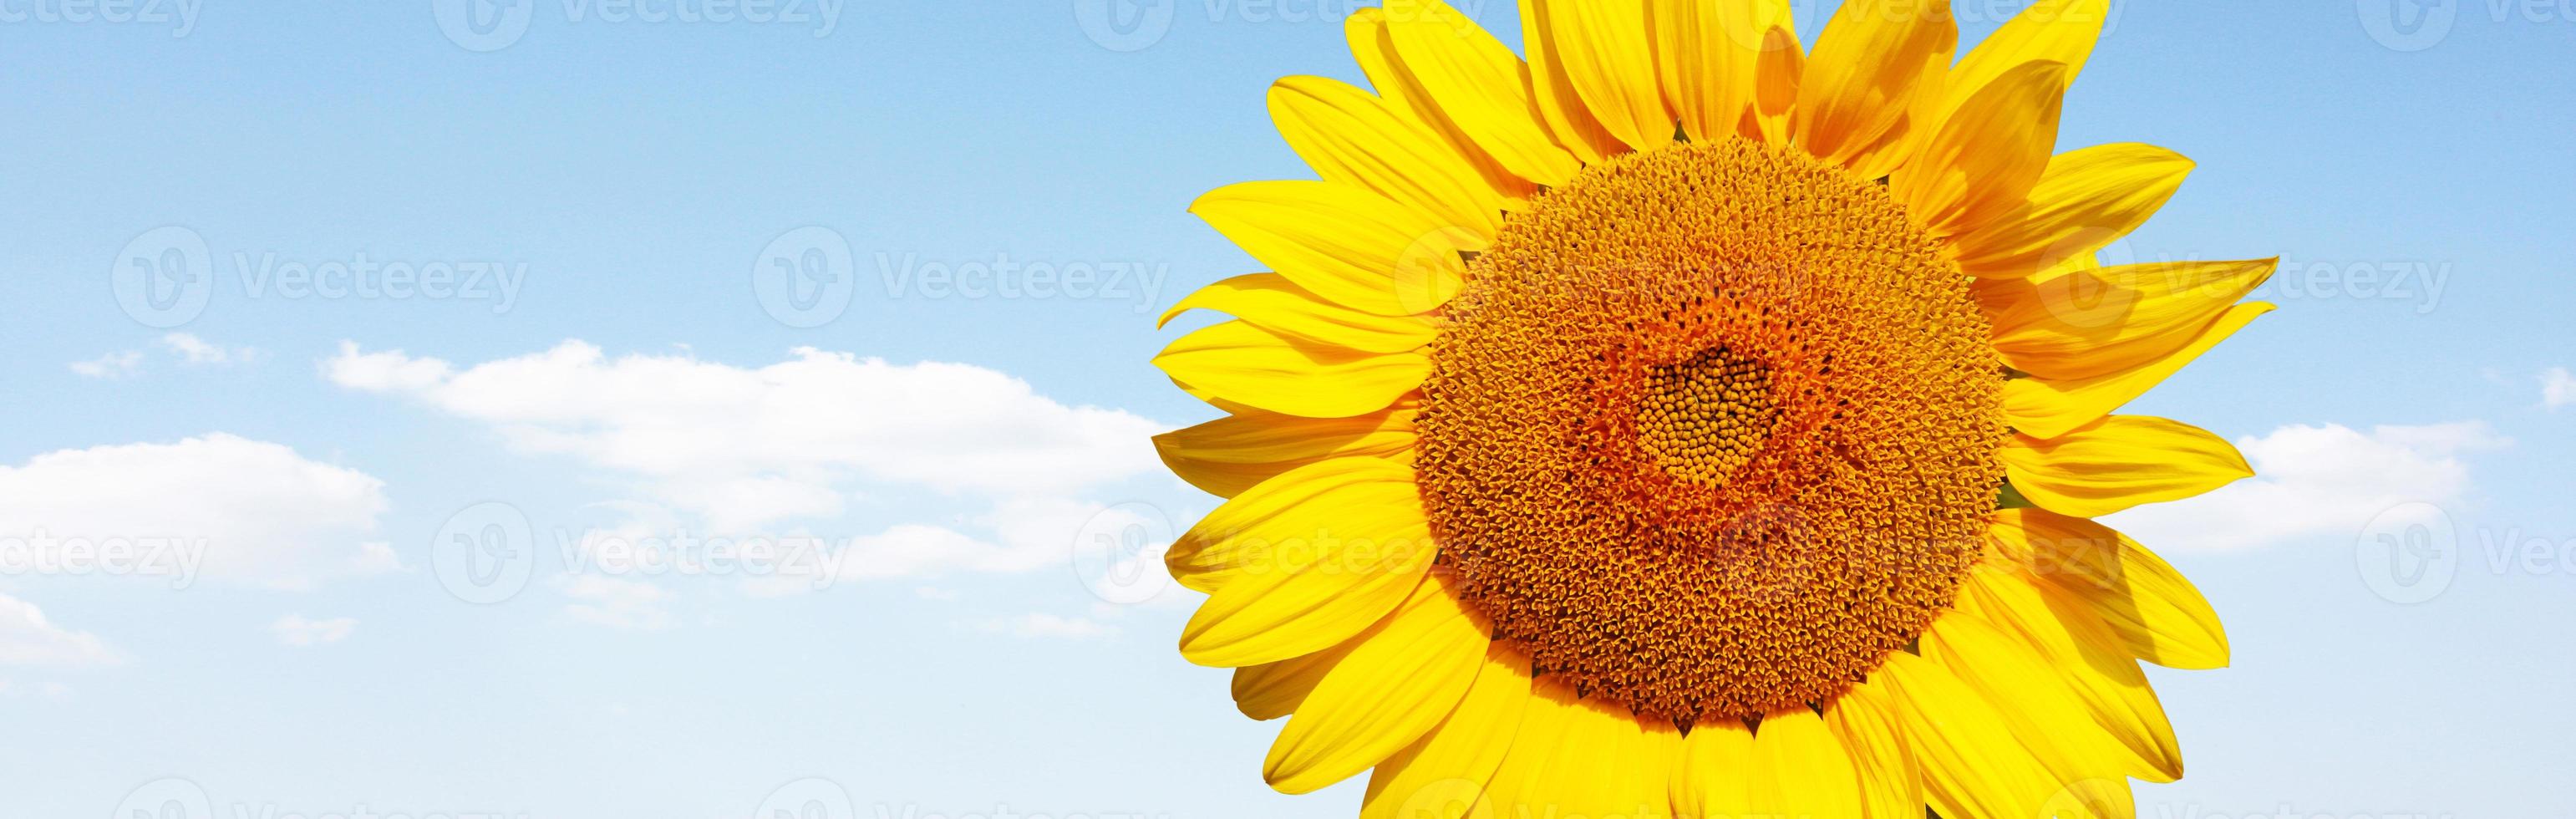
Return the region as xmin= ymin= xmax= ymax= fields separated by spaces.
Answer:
xmin=1151 ymin=1 xmax=2269 ymax=816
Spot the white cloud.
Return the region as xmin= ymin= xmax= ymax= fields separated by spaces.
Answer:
xmin=2543 ymin=368 xmax=2573 ymax=411
xmin=161 ymin=333 xmax=257 ymax=366
xmin=0 ymin=435 xmax=392 ymax=589
xmin=326 ymin=341 xmax=1167 ymax=531
xmin=271 ymin=614 xmax=357 ymax=647
xmin=350 ymin=542 xmax=407 ymax=575
xmin=558 ymin=575 xmax=673 ymax=630
xmin=2106 ymin=421 xmax=2507 ymax=552
xmin=0 ymin=593 xmax=120 ymax=667
xmin=976 ymin=613 xmax=1116 ymax=641
xmin=69 ymin=351 xmax=142 ymax=379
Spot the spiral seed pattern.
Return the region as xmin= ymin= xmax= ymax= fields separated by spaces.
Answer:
xmin=1414 ymin=137 xmax=2008 ymax=727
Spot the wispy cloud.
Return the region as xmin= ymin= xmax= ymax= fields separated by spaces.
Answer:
xmin=2543 ymin=368 xmax=2573 ymax=411
xmin=2107 ymin=421 xmax=2507 ymax=552
xmin=68 ymin=351 xmax=143 ymax=379
xmin=0 ymin=435 xmax=393 ymax=589
xmin=0 ymin=593 xmax=121 ymax=667
xmin=271 ymin=615 xmax=357 ymax=647
xmin=326 ymin=340 xmax=1168 ymax=531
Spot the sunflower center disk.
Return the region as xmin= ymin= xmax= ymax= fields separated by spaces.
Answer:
xmin=1414 ymin=138 xmax=2009 ymax=728
xmin=1638 ymin=347 xmax=1777 ymax=488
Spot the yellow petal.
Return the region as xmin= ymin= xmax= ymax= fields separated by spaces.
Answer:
xmin=1266 ymin=579 xmax=1488 ymax=793
xmin=1827 ymin=684 xmax=1923 ymax=819
xmin=1746 ymin=710 xmax=1862 ymax=818
xmin=1963 ymin=566 xmax=2183 ymax=781
xmin=1892 ymin=59 xmax=2069 ymax=236
xmin=2002 ymin=415 xmax=2253 ymax=517
xmin=1746 ymin=25 xmax=1804 ymax=145
xmin=1172 ymin=457 xmax=1438 ymax=666
xmin=1484 ymin=680 xmax=1675 ymax=819
xmin=1940 ymin=0 xmax=2111 ymax=121
xmin=1154 ymin=320 xmax=1426 ymax=419
xmin=1954 ymin=144 xmax=2195 ymax=279
xmin=1794 ymin=0 xmax=1957 ymax=179
xmin=1348 ymin=7 xmax=1543 ymax=209
xmin=1669 ymin=718 xmax=1755 ymax=817
xmin=1987 ymin=258 xmax=2278 ymax=379
xmin=1987 ymin=507 xmax=2231 ymax=669
xmin=1160 ymin=272 xmax=1438 ymax=355
xmin=1922 ymin=612 xmax=2136 ymax=786
xmin=1270 ymin=76 xmax=1504 ymax=238
xmin=1359 ymin=645 xmax=1535 ymax=819
xmin=2004 ymin=303 xmax=2273 ymax=440
xmin=1233 ymin=638 xmax=1360 ymax=720
xmin=1530 ymin=0 xmax=1669 ymax=153
xmin=1191 ymin=181 xmax=1475 ymax=316
xmin=1383 ymin=0 xmax=1583 ymax=186
xmin=1520 ymin=0 xmax=1630 ymax=164
xmin=1877 ymin=652 xmax=2059 ymax=819
xmin=1155 ymin=405 xmax=1417 ymax=499
xmin=1657 ymin=0 xmax=1794 ymax=144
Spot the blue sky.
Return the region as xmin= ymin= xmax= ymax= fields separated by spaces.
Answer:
xmin=1 ymin=1 xmax=2570 ymax=816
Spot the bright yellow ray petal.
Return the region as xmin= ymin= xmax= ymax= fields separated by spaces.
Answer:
xmin=1270 ymin=75 xmax=1505 ymax=237
xmin=1359 ymin=645 xmax=1535 ymax=819
xmin=1233 ymin=637 xmax=1361 ymax=721
xmin=1348 ymin=7 xmax=1543 ymax=208
xmin=1531 ymin=0 xmax=1670 ymax=153
xmin=1171 ymin=457 xmax=1437 ymax=665
xmin=1191 ymin=181 xmax=1476 ymax=317
xmin=1746 ymin=24 xmax=1804 ymax=145
xmin=1922 ymin=612 xmax=2137 ymax=787
xmin=1154 ymin=404 xmax=1417 ymax=499
xmin=1382 ymin=0 xmax=1584 ymax=186
xmin=1794 ymin=0 xmax=1957 ymax=179
xmin=1746 ymin=710 xmax=1863 ymax=818
xmin=1669 ymin=718 xmax=1754 ymax=818
xmin=1483 ymin=681 xmax=1675 ymax=819
xmin=1941 ymin=0 xmax=2111 ymax=120
xmin=1893 ymin=59 xmax=2070 ymax=237
xmin=1986 ymin=258 xmax=2278 ymax=379
xmin=1655 ymin=0 xmax=1791 ymax=145
xmin=1266 ymin=579 xmax=1489 ymax=794
xmin=1160 ymin=272 xmax=1439 ymax=355
xmin=1154 ymin=320 xmax=1426 ymax=419
xmin=1827 ymin=684 xmax=1924 ymax=819
xmin=1954 ymin=143 xmax=2195 ymax=279
xmin=1963 ymin=565 xmax=2183 ymax=781
xmin=2004 ymin=303 xmax=2273 ymax=440
xmin=1521 ymin=0 xmax=1630 ymax=164
xmin=2002 ymin=415 xmax=2253 ymax=517
xmin=1988 ymin=508 xmax=2231 ymax=669
xmin=1877 ymin=652 xmax=2060 ymax=819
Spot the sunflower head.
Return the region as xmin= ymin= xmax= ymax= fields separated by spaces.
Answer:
xmin=1154 ymin=1 xmax=2269 ymax=816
